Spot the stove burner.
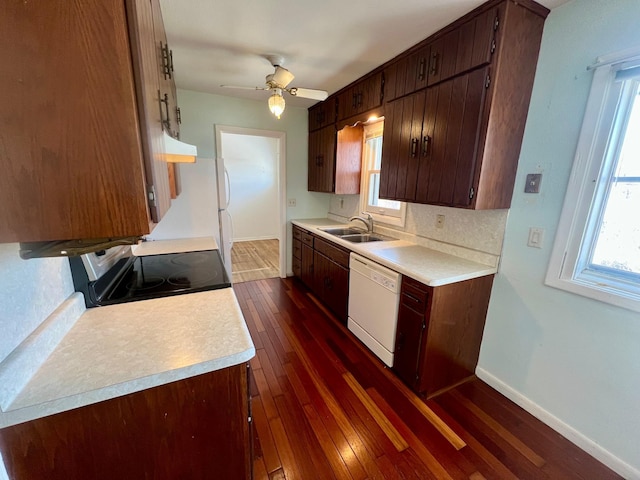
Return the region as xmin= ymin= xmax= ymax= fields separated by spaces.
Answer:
xmin=72 ymin=248 xmax=231 ymax=307
xmin=126 ymin=276 xmax=165 ymax=291
xmin=170 ymin=252 xmax=212 ymax=267
xmin=168 ymin=268 xmax=219 ymax=288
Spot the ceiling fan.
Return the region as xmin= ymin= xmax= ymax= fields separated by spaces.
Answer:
xmin=220 ymin=55 xmax=328 ymax=119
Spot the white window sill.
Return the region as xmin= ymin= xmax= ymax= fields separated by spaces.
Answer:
xmin=545 ymin=274 xmax=640 ymax=313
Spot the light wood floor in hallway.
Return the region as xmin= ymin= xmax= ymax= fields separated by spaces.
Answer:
xmin=231 ymin=239 xmax=280 ymax=283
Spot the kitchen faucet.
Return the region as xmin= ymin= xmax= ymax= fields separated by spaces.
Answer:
xmin=349 ymin=212 xmax=374 ymax=233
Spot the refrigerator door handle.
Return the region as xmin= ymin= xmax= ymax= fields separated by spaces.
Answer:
xmin=227 ymin=209 xmax=234 ymax=249
xmin=224 ymin=167 xmax=231 ymax=208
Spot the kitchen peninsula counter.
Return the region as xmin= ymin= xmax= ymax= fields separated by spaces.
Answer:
xmin=0 ymin=288 xmax=254 ymax=429
xmin=292 ymin=218 xmax=497 ymax=286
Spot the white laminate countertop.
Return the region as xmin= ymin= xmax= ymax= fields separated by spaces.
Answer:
xmin=131 ymin=236 xmax=219 ymax=256
xmin=292 ymin=218 xmax=496 ymax=286
xmin=0 ymin=288 xmax=255 ymax=429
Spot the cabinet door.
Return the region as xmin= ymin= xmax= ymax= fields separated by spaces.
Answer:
xmin=325 ymin=260 xmax=349 ymax=324
xmin=308 ymin=125 xmax=336 ymax=192
xmin=427 ymin=29 xmax=459 ymax=86
xmin=127 ymin=0 xmax=172 ymax=223
xmin=0 ymin=0 xmax=156 ymax=243
xmin=384 ymin=60 xmax=407 ymax=102
xmin=393 ymin=301 xmax=426 ymax=389
xmin=404 ymin=45 xmax=431 ymax=94
xmin=314 ymin=251 xmax=349 ymax=323
xmin=360 ymin=72 xmax=383 ymax=113
xmin=453 ymin=7 xmax=500 ymax=78
xmin=337 ymin=73 xmax=382 ymax=120
xmin=415 ymin=67 xmax=489 ymax=206
xmin=301 ymin=243 xmax=315 ymax=288
xmin=379 ymin=92 xmax=425 ymax=201
xmin=309 ymin=97 xmax=336 ymax=131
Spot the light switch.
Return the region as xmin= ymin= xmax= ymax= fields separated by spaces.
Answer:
xmin=527 ymin=227 xmax=544 ymax=248
xmin=525 ymin=173 xmax=542 ymax=193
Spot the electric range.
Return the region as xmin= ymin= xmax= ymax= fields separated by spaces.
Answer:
xmin=69 ymin=245 xmax=231 ymax=308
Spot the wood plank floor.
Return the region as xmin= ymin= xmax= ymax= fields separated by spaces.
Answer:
xmin=233 ymin=278 xmax=621 ymax=480
xmin=231 ymin=239 xmax=279 ymax=283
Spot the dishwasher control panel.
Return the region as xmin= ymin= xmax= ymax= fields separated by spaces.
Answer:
xmin=372 ymin=271 xmax=397 ymax=290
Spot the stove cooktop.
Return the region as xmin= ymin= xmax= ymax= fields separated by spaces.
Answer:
xmin=70 ymin=249 xmax=231 ymax=307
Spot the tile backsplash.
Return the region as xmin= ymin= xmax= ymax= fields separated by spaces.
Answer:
xmin=328 ymin=194 xmax=508 ymax=265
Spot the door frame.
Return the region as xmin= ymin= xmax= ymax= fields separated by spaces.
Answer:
xmin=214 ymin=125 xmax=287 ymax=278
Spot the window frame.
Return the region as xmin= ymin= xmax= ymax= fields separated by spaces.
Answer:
xmin=545 ymin=47 xmax=640 ymax=313
xmin=359 ymin=121 xmax=407 ymax=227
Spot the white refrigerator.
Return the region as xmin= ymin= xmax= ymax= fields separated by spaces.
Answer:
xmin=215 ymin=156 xmax=233 ymax=280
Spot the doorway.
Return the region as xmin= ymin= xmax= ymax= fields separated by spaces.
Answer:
xmin=215 ymin=125 xmax=286 ymax=284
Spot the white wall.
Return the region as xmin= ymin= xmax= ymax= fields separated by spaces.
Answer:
xmin=148 ymin=159 xmax=221 ymax=241
xmin=478 ymin=0 xmax=640 ymax=476
xmin=221 ymin=133 xmax=279 ymax=241
xmin=149 ymin=90 xmax=330 ymax=271
xmin=0 ymin=244 xmax=73 ymax=363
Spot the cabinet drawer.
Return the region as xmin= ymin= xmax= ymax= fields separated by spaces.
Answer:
xmin=314 ymin=237 xmax=350 ymax=268
xmin=401 ymin=277 xmax=429 ymax=312
xmin=293 ymin=239 xmax=302 ymax=260
xmin=301 ymin=231 xmax=314 ymax=248
xmin=292 ymin=226 xmax=303 ymax=240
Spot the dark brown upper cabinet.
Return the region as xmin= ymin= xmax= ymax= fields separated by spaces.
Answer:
xmin=307 ymin=0 xmax=547 ymax=208
xmin=0 ymin=0 xmax=179 ymax=243
xmin=308 ymin=125 xmax=363 ymax=194
xmin=380 ymin=0 xmax=548 ymax=209
xmin=337 ymin=72 xmax=384 ymax=121
xmin=309 ymin=97 xmax=337 ymax=132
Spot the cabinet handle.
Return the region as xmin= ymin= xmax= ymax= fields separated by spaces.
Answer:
xmin=158 ymin=90 xmax=171 ymax=131
xmin=397 ymin=332 xmax=405 ymax=351
xmin=410 ymin=138 xmax=418 ymax=158
xmin=160 ymin=42 xmax=172 ymax=80
xmin=176 ymin=107 xmax=182 ymax=125
xmin=418 ymin=57 xmax=427 ymax=81
xmin=316 ymin=154 xmax=324 ymax=167
xmin=430 ymin=52 xmax=440 ymax=76
xmin=352 ymin=93 xmax=358 ymax=109
xmin=404 ymin=292 xmax=422 ymax=304
xmin=422 ymin=135 xmax=431 ymax=156
xmin=357 ymin=92 xmax=363 ymax=107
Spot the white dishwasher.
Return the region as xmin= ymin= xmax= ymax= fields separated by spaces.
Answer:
xmin=348 ymin=253 xmax=401 ymax=367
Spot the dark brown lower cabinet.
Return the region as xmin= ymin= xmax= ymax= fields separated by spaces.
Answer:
xmin=292 ymin=226 xmax=350 ymax=323
xmin=394 ymin=275 xmax=494 ymax=398
xmin=313 ymin=250 xmax=349 ymax=324
xmin=0 ymin=364 xmax=252 ymax=480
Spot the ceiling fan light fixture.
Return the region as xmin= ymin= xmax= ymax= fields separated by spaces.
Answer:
xmin=268 ymin=89 xmax=285 ymax=119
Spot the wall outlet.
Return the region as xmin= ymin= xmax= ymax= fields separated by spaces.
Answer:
xmin=287 ymin=198 xmax=297 ymax=207
xmin=436 ymin=214 xmax=445 ymax=229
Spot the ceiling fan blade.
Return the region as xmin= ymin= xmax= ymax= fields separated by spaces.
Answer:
xmin=220 ymin=85 xmax=269 ymax=91
xmin=272 ymin=66 xmax=295 ymax=88
xmin=288 ymin=87 xmax=328 ymax=101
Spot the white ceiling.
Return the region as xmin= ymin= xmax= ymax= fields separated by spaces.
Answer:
xmin=159 ymin=0 xmax=568 ymax=109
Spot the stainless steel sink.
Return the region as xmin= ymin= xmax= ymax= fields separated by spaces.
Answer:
xmin=340 ymin=233 xmax=385 ymax=243
xmin=320 ymin=227 xmax=365 ymax=236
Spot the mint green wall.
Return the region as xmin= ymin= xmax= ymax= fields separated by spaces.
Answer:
xmin=478 ymin=0 xmax=640 ymax=474
xmin=164 ymin=90 xmax=330 ymax=271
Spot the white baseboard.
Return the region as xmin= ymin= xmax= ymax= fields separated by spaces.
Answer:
xmin=476 ymin=367 xmax=639 ymax=480
xmin=233 ymin=235 xmax=278 ymax=242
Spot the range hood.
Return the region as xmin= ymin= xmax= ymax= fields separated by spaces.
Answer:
xmin=160 ymin=131 xmax=198 ymax=163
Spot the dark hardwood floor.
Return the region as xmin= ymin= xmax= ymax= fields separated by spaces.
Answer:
xmin=233 ymin=278 xmax=621 ymax=480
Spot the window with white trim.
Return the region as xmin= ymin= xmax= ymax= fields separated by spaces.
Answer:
xmin=546 ymin=48 xmax=640 ymax=312
xmin=360 ymin=121 xmax=407 ymax=227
